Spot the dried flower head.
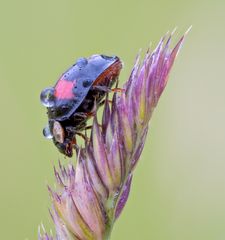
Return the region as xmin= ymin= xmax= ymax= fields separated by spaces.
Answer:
xmin=39 ymin=30 xmax=189 ymax=240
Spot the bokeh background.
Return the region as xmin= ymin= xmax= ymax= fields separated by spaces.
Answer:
xmin=0 ymin=0 xmax=225 ymax=239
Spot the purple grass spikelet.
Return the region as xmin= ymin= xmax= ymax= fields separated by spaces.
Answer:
xmin=39 ymin=30 xmax=189 ymax=240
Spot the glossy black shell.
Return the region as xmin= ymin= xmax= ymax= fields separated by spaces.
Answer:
xmin=47 ymin=55 xmax=121 ymax=121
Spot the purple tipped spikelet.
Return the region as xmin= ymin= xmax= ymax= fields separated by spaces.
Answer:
xmin=39 ymin=31 xmax=188 ymax=240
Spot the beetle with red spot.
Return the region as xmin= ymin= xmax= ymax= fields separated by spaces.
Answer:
xmin=40 ymin=54 xmax=123 ymax=157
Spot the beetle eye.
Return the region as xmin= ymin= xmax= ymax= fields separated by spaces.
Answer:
xmin=53 ymin=121 xmax=65 ymax=143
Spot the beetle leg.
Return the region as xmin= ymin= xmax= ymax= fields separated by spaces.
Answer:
xmin=92 ymin=85 xmax=124 ymax=93
xmin=86 ymin=111 xmax=96 ymax=117
xmin=99 ymin=99 xmax=112 ymax=106
xmin=75 ymin=111 xmax=96 ymax=118
xmin=84 ymin=125 xmax=92 ymax=130
xmin=111 ymin=87 xmax=125 ymax=93
xmin=70 ymin=135 xmax=77 ymax=145
xmin=72 ymin=137 xmax=80 ymax=153
xmin=76 ymin=132 xmax=90 ymax=142
xmin=73 ymin=112 xmax=87 ymax=118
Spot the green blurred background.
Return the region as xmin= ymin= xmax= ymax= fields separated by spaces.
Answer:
xmin=0 ymin=0 xmax=225 ymax=239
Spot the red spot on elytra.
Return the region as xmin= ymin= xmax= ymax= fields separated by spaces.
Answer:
xmin=54 ymin=79 xmax=75 ymax=99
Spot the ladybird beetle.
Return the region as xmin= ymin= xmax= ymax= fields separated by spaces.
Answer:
xmin=40 ymin=54 xmax=122 ymax=157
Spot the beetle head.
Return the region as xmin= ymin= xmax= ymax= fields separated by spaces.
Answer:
xmin=51 ymin=121 xmax=74 ymax=157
